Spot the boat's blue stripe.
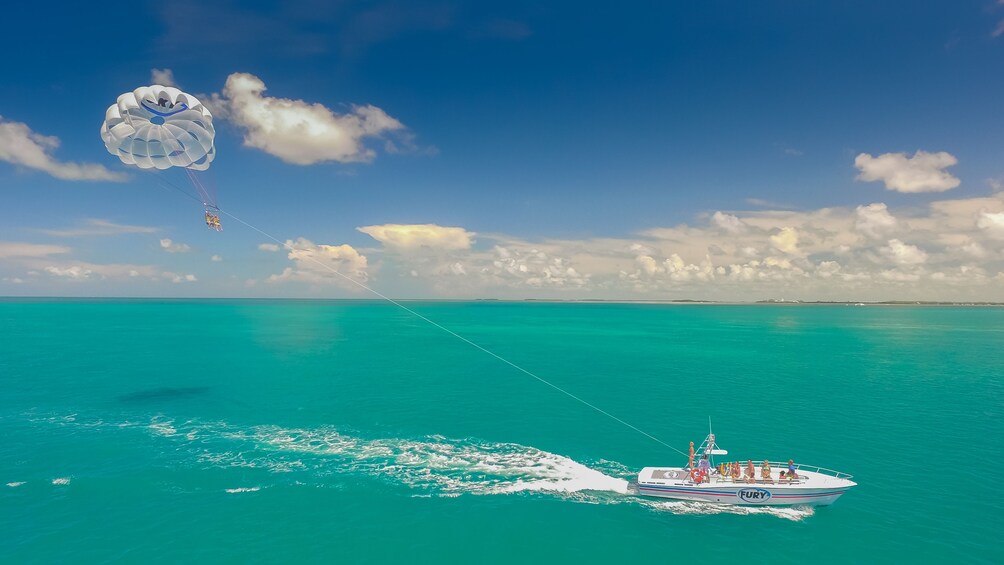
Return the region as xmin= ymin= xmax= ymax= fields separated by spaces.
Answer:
xmin=638 ymin=485 xmax=845 ymax=499
xmin=767 ymin=491 xmax=839 ymax=499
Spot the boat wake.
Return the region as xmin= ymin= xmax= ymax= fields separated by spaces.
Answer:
xmin=24 ymin=413 xmax=813 ymax=520
xmin=637 ymin=499 xmax=814 ymax=521
xmin=184 ymin=419 xmax=632 ymax=498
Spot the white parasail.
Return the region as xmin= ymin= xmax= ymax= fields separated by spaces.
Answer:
xmin=100 ymin=85 xmax=215 ymax=171
xmin=100 ymin=84 xmax=222 ymax=230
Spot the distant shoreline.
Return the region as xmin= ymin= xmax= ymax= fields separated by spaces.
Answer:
xmin=1 ymin=296 xmax=1002 ymax=306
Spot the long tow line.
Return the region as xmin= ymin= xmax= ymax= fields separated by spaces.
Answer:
xmin=149 ymin=172 xmax=690 ymax=459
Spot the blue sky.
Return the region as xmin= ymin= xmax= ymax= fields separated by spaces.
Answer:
xmin=2 ymin=1 xmax=1004 ymax=300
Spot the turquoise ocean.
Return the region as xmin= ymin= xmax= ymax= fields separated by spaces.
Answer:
xmin=1 ymin=299 xmax=1001 ymax=563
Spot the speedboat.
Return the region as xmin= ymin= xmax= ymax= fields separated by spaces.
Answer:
xmin=635 ymin=429 xmax=856 ymax=506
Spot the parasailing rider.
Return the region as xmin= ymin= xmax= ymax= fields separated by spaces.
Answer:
xmin=205 ymin=210 xmax=222 ymax=231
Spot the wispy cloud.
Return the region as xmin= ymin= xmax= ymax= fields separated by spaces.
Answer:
xmin=156 ymin=1 xmax=455 ymax=58
xmin=41 ymin=219 xmax=159 ymax=237
xmin=150 ymin=68 xmax=177 ymax=87
xmin=993 ymin=18 xmax=1004 ymax=38
xmin=337 ymin=2 xmax=453 ymax=55
xmin=0 ymin=117 xmax=127 ymax=182
xmin=164 ymin=272 xmax=197 ymax=283
xmin=745 ymin=198 xmax=795 ymax=210
xmin=159 ymin=238 xmax=191 ymax=253
xmin=0 ymin=241 xmax=71 ymax=259
xmin=468 ymin=18 xmax=531 ymax=40
xmin=40 ymin=262 xmax=158 ymax=281
xmin=156 ymin=1 xmax=330 ymax=56
xmin=39 ymin=262 xmax=196 ymax=284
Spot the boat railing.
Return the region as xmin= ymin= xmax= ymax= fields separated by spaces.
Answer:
xmin=773 ymin=461 xmax=853 ymax=480
xmin=699 ymin=461 xmax=853 ymax=484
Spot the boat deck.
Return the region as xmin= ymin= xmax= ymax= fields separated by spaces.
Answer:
xmin=640 ymin=461 xmax=854 ymax=489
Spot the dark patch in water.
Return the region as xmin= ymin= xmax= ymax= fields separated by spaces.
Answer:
xmin=118 ymin=386 xmax=211 ymax=403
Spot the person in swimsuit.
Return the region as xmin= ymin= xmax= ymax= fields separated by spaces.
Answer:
xmin=787 ymin=459 xmax=798 ymax=481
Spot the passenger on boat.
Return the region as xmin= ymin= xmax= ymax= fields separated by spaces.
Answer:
xmin=761 ymin=460 xmax=773 ymax=484
xmin=731 ymin=461 xmax=741 ymax=481
xmin=698 ymin=457 xmax=711 ymax=479
xmin=688 ymin=442 xmax=695 ymax=468
xmin=787 ymin=459 xmax=798 ymax=481
xmin=745 ymin=459 xmax=756 ymax=483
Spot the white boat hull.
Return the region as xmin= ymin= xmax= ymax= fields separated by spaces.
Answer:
xmin=637 ymin=467 xmax=856 ymax=507
xmin=637 ymin=483 xmax=848 ymax=506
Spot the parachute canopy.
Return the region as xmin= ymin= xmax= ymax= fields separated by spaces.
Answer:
xmin=101 ymin=85 xmax=215 ymax=171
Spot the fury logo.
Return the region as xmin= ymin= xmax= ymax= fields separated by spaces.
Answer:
xmin=738 ymin=488 xmax=772 ymax=503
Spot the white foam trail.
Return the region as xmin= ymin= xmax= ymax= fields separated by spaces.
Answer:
xmin=27 ymin=414 xmax=816 ymax=521
xmin=51 ymin=477 xmax=71 ymax=485
xmin=141 ymin=419 xmax=629 ymax=499
xmin=489 ymin=460 xmax=629 ymax=495
xmin=148 ymin=417 xmax=177 ymax=437
xmin=225 ymin=487 xmax=261 ymax=494
xmin=239 ymin=425 xmax=630 ymax=497
xmin=6 ymin=481 xmax=26 ymax=488
xmin=639 ymin=499 xmax=815 ymax=521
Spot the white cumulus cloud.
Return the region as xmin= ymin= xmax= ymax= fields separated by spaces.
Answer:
xmin=977 ymin=211 xmax=1004 ymax=239
xmin=352 ymin=190 xmax=1004 ymax=300
xmin=165 ymin=272 xmax=197 ymax=283
xmin=855 ymin=203 xmax=898 ymax=239
xmin=769 ymin=227 xmax=800 ymax=255
xmin=960 ymin=241 xmax=986 ymax=258
xmin=0 ymin=117 xmax=127 ymax=182
xmin=267 ymin=238 xmax=369 ymax=287
xmin=216 ymin=72 xmax=406 ymax=165
xmin=855 ymin=150 xmax=960 ymax=193
xmin=44 ymin=265 xmax=93 ymax=280
xmin=486 ymin=245 xmax=590 ymax=288
xmin=358 ymin=224 xmax=474 ymax=251
xmin=711 ymin=211 xmax=746 ymax=234
xmin=880 ymin=239 xmax=928 ymax=265
xmin=258 ymin=243 xmax=281 ymax=252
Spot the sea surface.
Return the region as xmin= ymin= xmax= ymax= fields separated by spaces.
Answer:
xmin=1 ymin=299 xmax=1001 ymax=563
